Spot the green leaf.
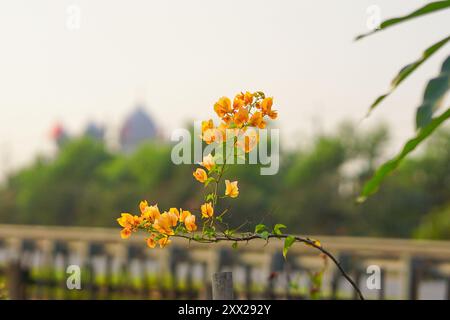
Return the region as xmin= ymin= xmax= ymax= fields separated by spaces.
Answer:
xmin=358 ymin=108 xmax=450 ymax=202
xmin=283 ymin=236 xmax=296 ymax=259
xmin=255 ymin=224 xmax=267 ymax=234
xmin=253 ymin=91 xmax=266 ymax=99
xmin=259 ymin=231 xmax=270 ymax=240
xmin=365 ymin=36 xmax=450 ymax=116
xmin=232 ymin=242 xmax=238 ymax=250
xmin=204 ymin=177 xmax=215 ymax=187
xmin=175 ymin=224 xmax=187 ymax=234
xmin=205 ymin=193 xmax=215 ymax=202
xmin=203 ymin=226 xmax=216 ymax=238
xmin=416 ymin=55 xmax=450 ymax=128
xmin=356 ymin=1 xmax=450 ymax=40
xmin=273 ymin=224 xmax=287 ymax=236
xmin=193 ymin=234 xmax=202 ymax=241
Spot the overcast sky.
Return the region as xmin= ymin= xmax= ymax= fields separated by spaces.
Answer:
xmin=0 ymin=0 xmax=449 ymax=178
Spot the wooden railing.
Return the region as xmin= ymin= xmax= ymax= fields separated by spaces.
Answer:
xmin=0 ymin=224 xmax=449 ymax=300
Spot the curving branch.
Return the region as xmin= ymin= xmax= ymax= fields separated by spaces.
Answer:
xmin=175 ymin=232 xmax=365 ymax=300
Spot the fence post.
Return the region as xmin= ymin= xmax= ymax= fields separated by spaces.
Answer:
xmin=6 ymin=261 xmax=29 ymax=299
xmin=404 ymin=257 xmax=422 ymax=300
xmin=211 ymin=272 xmax=233 ymax=300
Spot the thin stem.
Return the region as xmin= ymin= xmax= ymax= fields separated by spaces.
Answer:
xmin=212 ymin=153 xmax=227 ymax=209
xmin=172 ymin=232 xmax=365 ymax=300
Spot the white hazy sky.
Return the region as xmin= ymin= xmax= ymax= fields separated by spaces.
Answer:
xmin=0 ymin=1 xmax=449 ymax=177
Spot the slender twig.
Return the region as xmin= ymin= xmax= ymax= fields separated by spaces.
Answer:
xmin=173 ymin=232 xmax=365 ymax=300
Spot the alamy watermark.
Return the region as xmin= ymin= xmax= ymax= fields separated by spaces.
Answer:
xmin=66 ymin=4 xmax=81 ymax=31
xmin=66 ymin=265 xmax=81 ymax=290
xmin=366 ymin=5 xmax=381 ymax=31
xmin=170 ymin=121 xmax=280 ymax=175
xmin=366 ymin=265 xmax=382 ymax=290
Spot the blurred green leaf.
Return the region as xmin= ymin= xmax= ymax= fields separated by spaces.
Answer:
xmin=358 ymin=108 xmax=450 ymax=202
xmin=416 ymin=55 xmax=450 ymax=128
xmin=356 ymin=1 xmax=450 ymax=40
xmin=365 ymin=36 xmax=450 ymax=116
xmin=205 ymin=193 xmax=215 ymax=202
xmin=255 ymin=223 xmax=267 ymax=233
xmin=193 ymin=234 xmax=202 ymax=241
xmin=260 ymin=230 xmax=270 ymax=240
xmin=273 ymin=223 xmax=287 ymax=235
xmin=283 ymin=236 xmax=296 ymax=259
xmin=414 ymin=203 xmax=450 ymax=239
xmin=204 ymin=177 xmax=215 ymax=187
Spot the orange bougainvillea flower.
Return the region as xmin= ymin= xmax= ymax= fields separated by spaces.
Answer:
xmin=153 ymin=212 xmax=175 ymax=235
xmin=260 ymin=97 xmax=277 ymax=119
xmin=169 ymin=207 xmax=180 ymax=218
xmin=117 ymin=213 xmax=134 ymax=228
xmin=268 ymin=110 xmax=277 ymax=120
xmin=237 ymin=129 xmax=259 ymax=153
xmin=201 ymin=202 xmax=214 ymax=218
xmin=233 ymin=93 xmax=246 ymax=110
xmin=117 ymin=213 xmax=142 ymax=239
xmin=139 ymin=200 xmax=149 ymax=214
xmin=201 ymin=122 xmax=228 ymax=145
xmin=214 ymin=97 xmax=232 ymax=118
xmin=133 ymin=215 xmax=143 ymax=225
xmin=117 ymin=213 xmax=142 ymax=229
xmin=141 ymin=204 xmax=161 ymax=223
xmin=233 ymin=107 xmax=249 ymax=127
xmin=158 ymin=237 xmax=171 ymax=248
xmin=120 ymin=228 xmax=132 ymax=239
xmin=193 ymin=168 xmax=208 ymax=183
xmin=167 ymin=208 xmax=179 ymax=226
xmin=200 ymin=154 xmax=215 ymax=171
xmin=260 ymin=97 xmax=273 ymax=114
xmin=146 ymin=235 xmax=157 ymax=248
xmin=249 ymin=111 xmax=266 ymax=129
xmin=184 ymin=214 xmax=197 ymax=232
xmin=201 ymin=119 xmax=214 ymax=134
xmin=225 ymin=180 xmax=239 ymax=198
xmin=244 ymin=91 xmax=253 ymax=105
xmin=180 ymin=209 xmax=191 ymax=223
xmin=222 ymin=114 xmax=233 ymax=124
xmin=202 ymin=128 xmax=218 ymax=145
xmin=216 ymin=123 xmax=229 ymax=143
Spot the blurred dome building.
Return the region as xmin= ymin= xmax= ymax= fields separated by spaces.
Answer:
xmin=119 ymin=105 xmax=157 ymax=153
xmin=84 ymin=122 xmax=105 ymax=141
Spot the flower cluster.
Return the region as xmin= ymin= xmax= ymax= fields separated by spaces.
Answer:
xmin=201 ymin=91 xmax=277 ymax=152
xmin=117 ymin=91 xmax=277 ymax=249
xmin=212 ymin=92 xmax=277 ymax=129
xmin=114 ymin=93 xmax=364 ymax=299
xmin=117 ymin=202 xmax=197 ymax=248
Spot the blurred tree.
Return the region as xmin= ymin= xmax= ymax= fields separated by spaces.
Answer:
xmin=414 ymin=204 xmax=450 ymax=240
xmin=0 ymin=123 xmax=448 ymax=240
xmin=4 ymin=138 xmax=111 ymax=225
